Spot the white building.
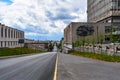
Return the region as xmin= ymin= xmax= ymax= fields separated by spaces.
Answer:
xmin=0 ymin=23 xmax=24 ymax=48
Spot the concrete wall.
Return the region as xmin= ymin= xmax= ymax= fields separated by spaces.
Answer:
xmin=64 ymin=22 xmax=112 ymax=44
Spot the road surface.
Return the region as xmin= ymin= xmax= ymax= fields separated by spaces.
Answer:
xmin=58 ymin=53 xmax=120 ymax=80
xmin=0 ymin=52 xmax=57 ymax=80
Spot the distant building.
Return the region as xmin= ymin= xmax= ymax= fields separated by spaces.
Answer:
xmin=0 ymin=23 xmax=24 ymax=48
xmin=25 ymin=39 xmax=35 ymax=43
xmin=24 ymin=39 xmax=49 ymax=51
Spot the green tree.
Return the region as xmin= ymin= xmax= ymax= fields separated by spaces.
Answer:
xmin=98 ymin=33 xmax=104 ymax=53
xmin=78 ymin=37 xmax=86 ymax=52
xmin=79 ymin=40 xmax=84 ymax=52
xmin=91 ymin=34 xmax=96 ymax=53
xmin=57 ymin=37 xmax=64 ymax=52
xmin=73 ymin=40 xmax=83 ymax=52
xmin=85 ymin=36 xmax=90 ymax=52
xmin=72 ymin=42 xmax=75 ymax=50
xmin=109 ymin=27 xmax=118 ymax=55
xmin=48 ymin=42 xmax=54 ymax=51
xmin=85 ymin=36 xmax=90 ymax=45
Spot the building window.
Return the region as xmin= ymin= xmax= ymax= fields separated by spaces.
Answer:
xmin=113 ymin=19 xmax=120 ymax=23
xmin=11 ymin=30 xmax=13 ymax=38
xmin=118 ymin=1 xmax=120 ymax=6
xmin=8 ymin=41 xmax=9 ymax=47
xmin=18 ymin=32 xmax=20 ymax=38
xmin=108 ymin=20 xmax=112 ymax=23
xmin=14 ymin=30 xmax=16 ymax=38
xmin=1 ymin=27 xmax=3 ymax=37
xmin=11 ymin=41 xmax=12 ymax=46
xmin=112 ymin=2 xmax=118 ymax=7
xmin=105 ymin=26 xmax=112 ymax=33
xmin=5 ymin=41 xmax=6 ymax=47
xmin=8 ymin=29 xmax=10 ymax=38
xmin=16 ymin=31 xmax=17 ymax=38
xmin=1 ymin=41 xmax=3 ymax=47
xmin=112 ymin=1 xmax=120 ymax=7
xmin=5 ymin=28 xmax=7 ymax=38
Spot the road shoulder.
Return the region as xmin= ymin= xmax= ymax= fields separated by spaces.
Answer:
xmin=57 ymin=53 xmax=120 ymax=80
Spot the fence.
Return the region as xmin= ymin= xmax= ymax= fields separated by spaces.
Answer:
xmin=74 ymin=45 xmax=120 ymax=56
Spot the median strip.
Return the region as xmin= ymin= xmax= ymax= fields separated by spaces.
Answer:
xmin=53 ymin=53 xmax=58 ymax=80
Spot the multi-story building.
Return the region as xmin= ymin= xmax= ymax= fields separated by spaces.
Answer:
xmin=64 ymin=22 xmax=113 ymax=44
xmin=64 ymin=0 xmax=120 ymax=52
xmin=87 ymin=0 xmax=120 ymax=43
xmin=24 ymin=40 xmax=49 ymax=51
xmin=87 ymin=0 xmax=120 ymax=23
xmin=0 ymin=23 xmax=24 ymax=48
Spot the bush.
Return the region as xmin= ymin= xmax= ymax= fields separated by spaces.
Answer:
xmin=0 ymin=47 xmax=44 ymax=56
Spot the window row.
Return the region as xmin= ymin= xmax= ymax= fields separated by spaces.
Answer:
xmin=105 ymin=26 xmax=120 ymax=33
xmin=112 ymin=1 xmax=120 ymax=7
xmin=0 ymin=41 xmax=19 ymax=47
xmin=0 ymin=27 xmax=24 ymax=38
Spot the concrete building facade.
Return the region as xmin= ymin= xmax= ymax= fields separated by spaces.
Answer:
xmin=64 ymin=22 xmax=113 ymax=44
xmin=87 ymin=0 xmax=120 ymax=23
xmin=63 ymin=0 xmax=120 ymax=53
xmin=64 ymin=0 xmax=120 ymax=44
xmin=0 ymin=23 xmax=24 ymax=48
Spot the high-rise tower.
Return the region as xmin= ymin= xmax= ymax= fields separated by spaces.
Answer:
xmin=87 ymin=0 xmax=120 ymax=23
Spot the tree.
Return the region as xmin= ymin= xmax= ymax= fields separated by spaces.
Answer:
xmin=73 ymin=40 xmax=83 ymax=52
xmin=85 ymin=36 xmax=91 ymax=52
xmin=91 ymin=34 xmax=96 ymax=53
xmin=109 ymin=27 xmax=118 ymax=55
xmin=76 ymin=37 xmax=85 ymax=52
xmin=79 ymin=40 xmax=84 ymax=52
xmin=48 ymin=42 xmax=54 ymax=51
xmin=57 ymin=37 xmax=64 ymax=52
xmin=72 ymin=41 xmax=78 ymax=51
xmin=98 ymin=33 xmax=104 ymax=53
xmin=75 ymin=41 xmax=79 ymax=47
xmin=56 ymin=42 xmax=60 ymax=49
xmin=72 ymin=42 xmax=75 ymax=50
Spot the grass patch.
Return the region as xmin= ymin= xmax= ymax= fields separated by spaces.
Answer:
xmin=69 ymin=51 xmax=120 ymax=62
xmin=0 ymin=47 xmax=45 ymax=57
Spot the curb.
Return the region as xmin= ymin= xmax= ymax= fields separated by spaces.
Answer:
xmin=0 ymin=54 xmax=33 ymax=59
xmin=0 ymin=53 xmax=44 ymax=59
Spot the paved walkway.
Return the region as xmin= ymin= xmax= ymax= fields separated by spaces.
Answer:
xmin=57 ymin=53 xmax=120 ymax=80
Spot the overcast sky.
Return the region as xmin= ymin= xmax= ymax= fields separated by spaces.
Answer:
xmin=0 ymin=0 xmax=87 ymax=40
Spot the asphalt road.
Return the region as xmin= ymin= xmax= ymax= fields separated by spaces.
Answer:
xmin=58 ymin=53 xmax=120 ymax=80
xmin=0 ymin=52 xmax=57 ymax=80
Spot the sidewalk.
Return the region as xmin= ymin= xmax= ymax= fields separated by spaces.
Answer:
xmin=57 ymin=53 xmax=120 ymax=80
